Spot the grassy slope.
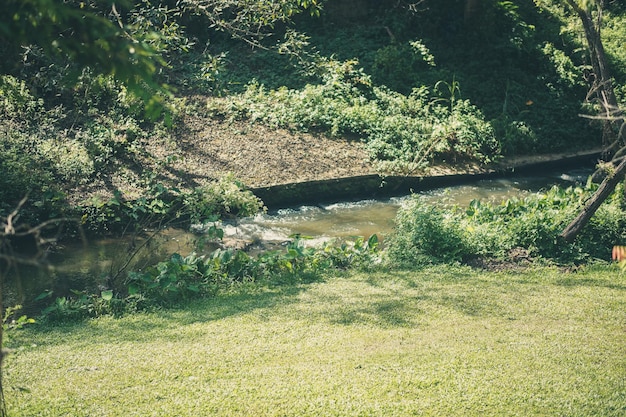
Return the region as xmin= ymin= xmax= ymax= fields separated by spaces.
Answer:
xmin=5 ymin=265 xmax=626 ymax=416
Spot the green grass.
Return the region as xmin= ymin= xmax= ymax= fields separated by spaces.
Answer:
xmin=5 ymin=265 xmax=626 ymax=416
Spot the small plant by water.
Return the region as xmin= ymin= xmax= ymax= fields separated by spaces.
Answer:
xmin=80 ymin=174 xmax=264 ymax=235
xmin=38 ymin=234 xmax=380 ymax=321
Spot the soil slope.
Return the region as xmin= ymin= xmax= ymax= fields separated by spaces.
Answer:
xmin=76 ymin=101 xmax=601 ymax=204
xmin=160 ymin=112 xmax=377 ymax=188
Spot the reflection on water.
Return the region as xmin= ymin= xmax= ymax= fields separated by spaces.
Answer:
xmin=3 ymin=228 xmax=206 ymax=308
xmin=5 ymin=169 xmax=591 ymax=304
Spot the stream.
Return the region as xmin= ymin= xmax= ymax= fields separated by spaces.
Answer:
xmin=222 ymin=168 xmax=591 ymax=244
xmin=5 ymin=168 xmax=592 ymax=306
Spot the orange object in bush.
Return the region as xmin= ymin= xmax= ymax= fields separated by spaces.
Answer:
xmin=612 ymin=245 xmax=626 ymax=261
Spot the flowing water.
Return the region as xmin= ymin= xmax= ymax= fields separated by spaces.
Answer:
xmin=221 ymin=169 xmax=591 ymax=244
xmin=4 ymin=168 xmax=592 ymax=305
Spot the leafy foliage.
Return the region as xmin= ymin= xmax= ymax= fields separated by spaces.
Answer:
xmin=386 ymin=199 xmax=469 ymax=267
xmin=40 ymin=234 xmax=380 ymax=319
xmin=208 ymin=0 xmax=626 ymax=161
xmin=2 ymin=305 xmax=35 ymax=337
xmin=386 ymin=182 xmax=626 ymax=266
xmin=0 ymin=0 xmax=171 ymax=118
xmin=216 ymin=60 xmax=499 ymax=172
xmin=80 ymin=176 xmax=264 ymax=235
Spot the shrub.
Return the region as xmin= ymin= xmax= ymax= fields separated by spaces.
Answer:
xmin=125 ymin=234 xmax=380 ymax=308
xmin=386 ymin=197 xmax=469 ymax=267
xmin=0 ymin=75 xmax=44 ymax=119
xmin=39 ymin=234 xmax=380 ymax=318
xmin=37 ymin=138 xmax=95 ymax=184
xmin=0 ymin=74 xmax=166 ymax=221
xmin=185 ymin=174 xmax=265 ymax=221
xmin=219 ymin=60 xmax=500 ymax=172
xmin=80 ymin=175 xmax=264 ymax=234
xmin=386 ymin=182 xmax=626 ymax=267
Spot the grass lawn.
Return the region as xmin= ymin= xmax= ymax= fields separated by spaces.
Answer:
xmin=5 ymin=264 xmax=626 ymax=416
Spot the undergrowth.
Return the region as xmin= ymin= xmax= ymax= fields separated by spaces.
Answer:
xmin=213 ymin=60 xmax=500 ymax=173
xmin=80 ymin=174 xmax=264 ymax=235
xmin=37 ymin=234 xmax=380 ymax=321
xmin=386 ymin=181 xmax=626 ymax=267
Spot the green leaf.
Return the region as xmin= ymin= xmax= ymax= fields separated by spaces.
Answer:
xmin=101 ymin=290 xmax=113 ymax=301
xmin=35 ymin=290 xmax=53 ymax=301
xmin=128 ymin=283 xmax=140 ymax=296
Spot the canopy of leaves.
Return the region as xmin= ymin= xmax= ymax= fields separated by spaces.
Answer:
xmin=0 ymin=0 xmax=168 ymax=114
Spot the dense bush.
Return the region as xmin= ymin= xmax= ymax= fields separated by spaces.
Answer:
xmin=217 ymin=60 xmax=499 ymax=172
xmin=386 ymin=182 xmax=626 ymax=267
xmin=81 ymin=176 xmax=264 ymax=235
xmin=0 ymin=75 xmax=67 ymax=221
xmin=385 ymin=199 xmax=468 ymax=267
xmin=603 ymin=12 xmax=626 ymax=103
xmin=0 ymin=69 xmax=186 ymax=227
xmin=236 ymin=0 xmax=619 ymax=155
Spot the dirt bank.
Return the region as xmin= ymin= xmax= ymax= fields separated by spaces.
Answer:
xmin=73 ymin=103 xmax=602 ymax=205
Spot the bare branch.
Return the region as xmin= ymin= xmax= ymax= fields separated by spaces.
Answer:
xmin=3 ymin=195 xmax=28 ymax=236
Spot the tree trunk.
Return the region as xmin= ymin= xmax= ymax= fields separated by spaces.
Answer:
xmin=0 ymin=268 xmax=6 ymax=417
xmin=464 ymin=0 xmax=480 ymax=25
xmin=561 ymin=157 xmax=626 ymax=242
xmin=564 ymin=0 xmax=622 ymax=147
xmin=559 ymin=0 xmax=625 ymax=242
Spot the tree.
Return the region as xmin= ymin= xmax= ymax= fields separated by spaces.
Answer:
xmin=557 ymin=0 xmax=625 ymax=242
xmin=0 ymin=0 xmax=323 ymax=116
xmin=0 ymin=0 xmax=171 ymax=117
xmin=560 ymin=147 xmax=626 ymax=242
xmin=563 ymin=0 xmax=622 ymax=149
xmin=182 ymin=0 xmax=321 ymax=45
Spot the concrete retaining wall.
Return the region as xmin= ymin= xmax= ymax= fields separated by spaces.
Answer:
xmin=251 ymin=151 xmax=602 ymax=209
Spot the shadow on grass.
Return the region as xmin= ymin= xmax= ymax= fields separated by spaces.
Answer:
xmin=554 ymin=276 xmax=626 ymax=290
xmin=172 ymin=283 xmax=310 ymax=324
xmin=311 ymin=268 xmax=497 ymax=327
xmin=15 ymin=266 xmax=623 ymax=347
xmin=331 ymin=297 xmax=428 ymax=328
xmin=328 ymin=267 xmax=542 ymax=326
xmin=8 ymin=280 xmax=315 ymax=348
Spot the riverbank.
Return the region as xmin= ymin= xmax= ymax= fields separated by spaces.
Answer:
xmin=71 ymin=107 xmax=604 ymax=209
xmin=252 ymin=148 xmax=603 ymax=208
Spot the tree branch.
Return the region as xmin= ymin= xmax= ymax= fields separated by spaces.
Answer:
xmin=561 ymin=152 xmax=626 ymax=243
